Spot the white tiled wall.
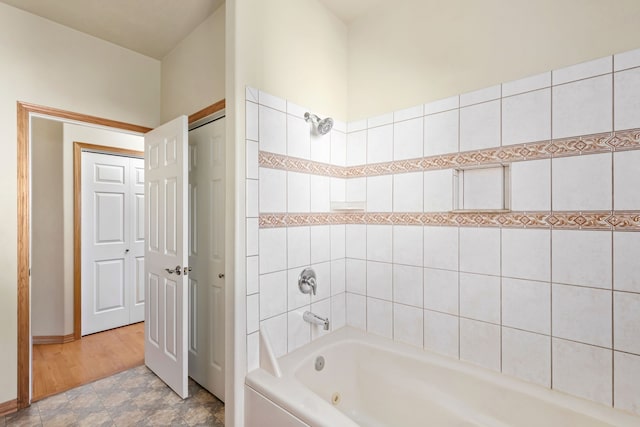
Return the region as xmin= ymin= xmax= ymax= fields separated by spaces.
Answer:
xmin=245 ymin=47 xmax=640 ymax=417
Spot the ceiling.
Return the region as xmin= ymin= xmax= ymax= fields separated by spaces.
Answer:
xmin=0 ymin=0 xmax=382 ymax=60
xmin=0 ymin=0 xmax=224 ymax=59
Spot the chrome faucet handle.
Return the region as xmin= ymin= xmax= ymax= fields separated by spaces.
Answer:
xmin=298 ymin=268 xmax=317 ymax=295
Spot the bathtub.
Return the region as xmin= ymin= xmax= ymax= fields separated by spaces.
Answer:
xmin=245 ymin=327 xmax=639 ymax=427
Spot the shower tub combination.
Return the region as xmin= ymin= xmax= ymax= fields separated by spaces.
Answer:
xmin=245 ymin=327 xmax=638 ymax=427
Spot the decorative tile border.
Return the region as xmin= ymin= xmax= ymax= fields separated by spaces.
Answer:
xmin=259 ymin=128 xmax=640 ymax=178
xmin=259 ymin=211 xmax=640 ymax=231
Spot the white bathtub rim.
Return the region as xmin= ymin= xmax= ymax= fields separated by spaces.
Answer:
xmin=246 ymin=326 xmax=640 ymax=426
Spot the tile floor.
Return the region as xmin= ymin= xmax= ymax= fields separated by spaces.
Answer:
xmin=2 ymin=365 xmax=224 ymax=426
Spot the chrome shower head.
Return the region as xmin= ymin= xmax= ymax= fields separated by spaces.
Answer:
xmin=304 ymin=112 xmax=333 ymax=135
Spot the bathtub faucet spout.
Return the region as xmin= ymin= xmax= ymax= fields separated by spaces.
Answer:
xmin=303 ymin=311 xmax=330 ymax=331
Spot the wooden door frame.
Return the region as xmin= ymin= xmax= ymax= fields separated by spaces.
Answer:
xmin=17 ymin=99 xmax=225 ymax=409
xmin=73 ymin=142 xmax=144 ymax=340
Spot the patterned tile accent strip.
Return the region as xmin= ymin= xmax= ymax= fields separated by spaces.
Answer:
xmin=258 ymin=128 xmax=640 ymax=177
xmin=259 ymin=211 xmax=640 ymax=231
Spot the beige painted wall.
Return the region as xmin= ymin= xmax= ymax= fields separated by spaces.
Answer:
xmin=31 ymin=118 xmax=65 ymax=337
xmin=347 ymin=0 xmax=640 ymax=120
xmin=0 ymin=2 xmax=159 ymax=403
xmin=161 ymin=3 xmax=226 ymax=122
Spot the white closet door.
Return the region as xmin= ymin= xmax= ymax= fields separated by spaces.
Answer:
xmin=129 ymin=157 xmax=145 ymax=323
xmin=187 ymin=117 xmax=226 ymax=401
xmin=82 ymin=152 xmax=132 ymax=335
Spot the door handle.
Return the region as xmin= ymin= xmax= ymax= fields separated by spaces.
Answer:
xmin=218 ymin=273 xmax=225 ymax=278
xmin=183 ymin=266 xmax=192 ymax=275
xmin=165 ymin=265 xmax=182 ymax=275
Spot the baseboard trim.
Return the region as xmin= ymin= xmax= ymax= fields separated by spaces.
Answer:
xmin=0 ymin=399 xmax=17 ymax=416
xmin=32 ymin=334 xmax=75 ymax=345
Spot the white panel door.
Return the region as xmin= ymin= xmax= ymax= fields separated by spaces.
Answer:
xmin=144 ymin=116 xmax=189 ymax=399
xmin=82 ymin=152 xmax=131 ymax=335
xmin=129 ymin=158 xmax=145 ymax=323
xmin=187 ymin=117 xmax=226 ymax=401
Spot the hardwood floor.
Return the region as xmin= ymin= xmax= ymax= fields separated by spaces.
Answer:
xmin=32 ymin=322 xmax=145 ymax=401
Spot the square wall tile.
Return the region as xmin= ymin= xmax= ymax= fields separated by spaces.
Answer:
xmin=367 ymin=261 xmax=393 ymax=300
xmin=367 ymin=225 xmax=393 ymax=263
xmin=288 ymin=307 xmax=311 ymax=353
xmin=552 ymin=338 xmax=612 ymax=406
xmin=502 ymin=328 xmax=551 ymax=388
xmin=246 ymin=101 xmax=259 ymax=141
xmin=259 ymin=168 xmax=287 ymax=213
xmin=246 ymin=218 xmax=258 ymax=257
xmin=310 ymin=175 xmax=330 ymax=213
xmin=460 ymin=318 xmax=501 ymax=371
xmin=552 ymin=153 xmax=612 ymax=211
xmin=367 ymin=124 xmax=393 ymax=164
xmin=310 ymin=132 xmax=331 ymax=164
xmin=424 ymin=310 xmax=459 ymax=358
xmin=261 ymin=313 xmax=288 ymax=358
xmin=614 ymin=47 xmax=640 ymax=71
xmin=287 ymin=226 xmax=310 ymax=269
xmin=346 ymin=177 xmax=366 ymax=202
xmin=246 ymin=179 xmax=259 ymax=218
xmin=246 ymin=86 xmax=259 ymax=103
xmin=424 ymin=95 xmax=459 ymax=115
xmin=394 ymin=304 xmax=423 ymax=347
xmin=424 ymin=226 xmax=458 ymax=271
xmin=331 ymin=259 xmax=346 ymax=295
xmin=259 ymin=228 xmax=287 ymax=274
xmin=393 ymin=264 xmax=423 ymax=307
xmin=346 ymin=293 xmax=366 ymax=330
xmin=246 ymin=256 xmax=259 ymax=295
xmin=502 ymin=228 xmax=550 ymax=282
xmin=310 ymin=225 xmax=331 ymax=264
xmin=259 ymin=270 xmax=287 ymax=320
xmin=259 ymin=91 xmax=286 ymax=111
xmin=247 ymin=332 xmax=259 ymax=372
xmin=394 ymin=117 xmax=423 ymax=160
xmin=346 ymin=225 xmax=366 ymax=259
xmin=259 ymin=105 xmax=287 ymax=155
xmin=288 ymin=268 xmax=310 ymax=311
xmin=460 ymin=85 xmax=501 ymax=107
xmin=394 ymin=172 xmax=424 ymax=212
xmin=394 ymin=104 xmax=424 ymax=122
xmin=424 ymin=169 xmax=454 ymax=212
xmin=552 ymin=74 xmax=612 ymax=139
xmin=330 ymin=131 xmax=346 ymax=166
xmin=459 ymin=273 xmax=501 ymax=324
xmin=553 ymin=56 xmax=612 ymax=85
xmin=346 ymin=130 xmax=367 ymax=166
xmin=331 ymin=293 xmax=347 ymax=331
xmin=614 ymin=351 xmax=640 ymax=415
xmin=424 ymin=109 xmax=459 ymax=156
xmin=348 ymin=119 xmax=367 ymax=133
xmin=367 ymin=297 xmax=393 ymax=339
xmin=552 ymin=230 xmax=612 ymax=289
xmin=510 ymin=159 xmax=551 ymax=211
xmin=424 ymin=268 xmax=458 ymax=315
xmin=502 ymin=72 xmax=551 ymax=97
xmin=246 ymin=140 xmax=259 ymax=179
xmin=287 ymin=115 xmax=310 ymax=159
xmin=613 ymin=232 xmax=640 ymax=293
xmin=502 ymin=88 xmax=551 ymax=146
xmin=459 ymin=227 xmax=501 ymax=276
xmin=368 ymin=112 xmax=394 ymax=128
xmin=614 ymin=291 xmax=640 ymax=355
xmin=346 ymin=259 xmax=366 ymax=295
xmin=366 ymin=175 xmax=392 ymax=212
xmin=614 ymin=68 xmax=640 ymax=130
xmin=393 ymin=226 xmax=423 ymax=267
xmin=460 ymin=100 xmax=501 ymax=152
xmin=311 ymin=262 xmax=331 ymax=304
xmin=330 ymin=225 xmax=346 ymax=260
xmin=287 ymin=172 xmax=311 ymax=213
xmin=552 ymin=283 xmax=612 ymax=347
xmin=330 ymin=177 xmax=346 ymax=202
xmin=614 ymin=150 xmax=640 ymax=210
xmin=286 ymin=100 xmax=307 ymax=119
xmin=502 ymin=278 xmax=550 ymax=335
xmin=247 ymin=294 xmax=259 ymax=333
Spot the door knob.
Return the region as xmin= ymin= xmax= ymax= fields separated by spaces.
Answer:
xmin=125 ymin=249 xmax=130 ymax=254
xmin=165 ymin=265 xmax=182 ymax=275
